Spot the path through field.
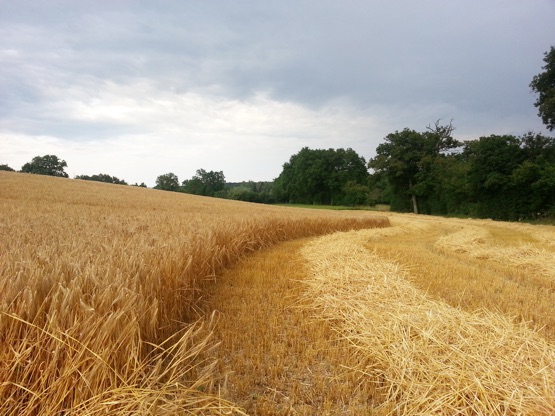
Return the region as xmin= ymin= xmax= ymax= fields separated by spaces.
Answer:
xmin=204 ymin=238 xmax=384 ymax=415
xmin=205 ymin=214 xmax=555 ymax=415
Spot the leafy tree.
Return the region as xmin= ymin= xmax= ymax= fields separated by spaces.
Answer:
xmin=369 ymin=128 xmax=423 ymax=212
xmin=181 ymin=176 xmax=204 ymax=195
xmin=75 ymin=173 xmax=128 ymax=185
xmin=511 ymin=132 xmax=555 ymax=218
xmin=464 ymin=135 xmax=525 ymax=220
xmin=274 ymin=147 xmax=369 ymax=205
xmin=425 ymin=153 xmax=472 ymax=216
xmin=0 ymin=164 xmax=15 ymax=171
xmin=327 ymin=148 xmax=370 ymax=204
xmin=342 ymin=181 xmax=371 ymax=206
xmin=530 ymin=46 xmax=555 ymax=131
xmin=131 ymin=182 xmax=148 ymax=188
xmin=369 ymin=121 xmax=459 ymax=214
xmin=21 ymin=155 xmax=68 ymax=177
xmin=154 ymin=172 xmax=180 ymax=192
xmin=367 ymin=173 xmax=391 ymax=206
xmin=181 ymin=169 xmax=226 ymax=197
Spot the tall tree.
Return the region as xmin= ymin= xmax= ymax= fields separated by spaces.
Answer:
xmin=530 ymin=46 xmax=555 ymax=131
xmin=369 ymin=121 xmax=459 ymax=214
xmin=464 ymin=135 xmax=525 ymax=220
xmin=274 ymin=147 xmax=369 ymax=205
xmin=154 ymin=172 xmax=180 ymax=191
xmin=21 ymin=155 xmax=68 ymax=177
xmin=511 ymin=132 xmax=555 ymax=218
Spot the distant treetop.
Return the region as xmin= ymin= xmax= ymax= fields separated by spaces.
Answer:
xmin=21 ymin=155 xmax=68 ymax=177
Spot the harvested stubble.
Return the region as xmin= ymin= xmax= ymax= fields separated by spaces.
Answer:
xmin=204 ymin=239 xmax=387 ymax=415
xmin=301 ymin=229 xmax=555 ymax=415
xmin=434 ymin=221 xmax=555 ymax=281
xmin=0 ymin=172 xmax=388 ymax=415
xmin=366 ymin=214 xmax=555 ymax=341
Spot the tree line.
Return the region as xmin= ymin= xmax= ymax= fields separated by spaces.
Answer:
xmin=2 ymin=46 xmax=554 ymax=220
xmin=369 ymin=126 xmax=555 ymax=221
xmin=154 ymin=170 xmax=275 ymax=203
xmin=4 ymin=130 xmax=555 ymax=221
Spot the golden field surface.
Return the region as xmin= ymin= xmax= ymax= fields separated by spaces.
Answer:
xmin=0 ymin=172 xmax=387 ymax=415
xmin=208 ymin=215 xmax=555 ymax=415
xmin=1 ymin=171 xmax=554 ymax=415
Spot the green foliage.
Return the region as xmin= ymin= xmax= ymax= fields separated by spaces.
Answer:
xmin=154 ymin=172 xmax=180 ymax=192
xmin=21 ymin=155 xmax=68 ymax=177
xmin=181 ymin=169 xmax=226 ymax=197
xmin=75 ymin=173 xmax=128 ymax=185
xmin=222 ymin=181 xmax=275 ymax=203
xmin=368 ymin=121 xmax=460 ymax=214
xmin=342 ymin=181 xmax=371 ymax=206
xmin=369 ymin=122 xmax=555 ymax=220
xmin=274 ymin=147 xmax=369 ymax=205
xmin=0 ymin=164 xmax=15 ymax=171
xmin=530 ymin=46 xmax=555 ymax=131
xmin=464 ymin=135 xmax=527 ymax=220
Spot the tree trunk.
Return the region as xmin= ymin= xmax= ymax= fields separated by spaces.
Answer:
xmin=409 ymin=178 xmax=419 ymax=214
xmin=411 ymin=193 xmax=419 ymax=214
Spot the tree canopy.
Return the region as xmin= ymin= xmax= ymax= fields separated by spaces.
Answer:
xmin=368 ymin=121 xmax=459 ymax=213
xmin=530 ymin=46 xmax=555 ymax=131
xmin=370 ymin=126 xmax=555 ymax=220
xmin=154 ymin=172 xmax=180 ymax=192
xmin=21 ymin=155 xmax=68 ymax=177
xmin=274 ymin=147 xmax=369 ymax=205
xmin=0 ymin=164 xmax=15 ymax=172
xmin=181 ymin=169 xmax=226 ymax=197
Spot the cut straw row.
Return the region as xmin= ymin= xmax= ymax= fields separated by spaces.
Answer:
xmin=301 ymin=229 xmax=555 ymax=415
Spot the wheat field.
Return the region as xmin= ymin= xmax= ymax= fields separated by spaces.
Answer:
xmin=2 ymin=172 xmax=554 ymax=415
xmin=0 ymin=172 xmax=387 ymax=415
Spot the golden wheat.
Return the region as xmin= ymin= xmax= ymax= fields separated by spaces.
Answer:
xmin=0 ymin=171 xmax=388 ymax=415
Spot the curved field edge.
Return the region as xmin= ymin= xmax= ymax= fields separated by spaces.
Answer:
xmin=301 ymin=229 xmax=555 ymax=415
xmin=0 ymin=172 xmax=388 ymax=415
xmin=204 ymin=238 xmax=386 ymax=415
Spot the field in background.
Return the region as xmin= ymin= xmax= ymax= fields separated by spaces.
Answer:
xmin=0 ymin=172 xmax=388 ymax=415
xmin=277 ymin=203 xmax=390 ymax=211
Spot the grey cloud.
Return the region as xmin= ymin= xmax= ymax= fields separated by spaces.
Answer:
xmin=1 ymin=0 xmax=554 ymax=182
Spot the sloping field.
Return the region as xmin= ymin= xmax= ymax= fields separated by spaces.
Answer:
xmin=0 ymin=172 xmax=388 ymax=415
xmin=2 ymin=172 xmax=554 ymax=415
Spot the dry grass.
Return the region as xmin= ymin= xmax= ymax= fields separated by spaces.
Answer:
xmin=434 ymin=220 xmax=555 ymax=282
xmin=301 ymin=229 xmax=555 ymax=415
xmin=365 ymin=214 xmax=555 ymax=340
xmin=204 ymin=239 xmax=386 ymax=415
xmin=0 ymin=172 xmax=388 ymax=415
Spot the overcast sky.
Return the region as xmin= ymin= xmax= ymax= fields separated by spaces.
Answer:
xmin=1 ymin=1 xmax=554 ymax=186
